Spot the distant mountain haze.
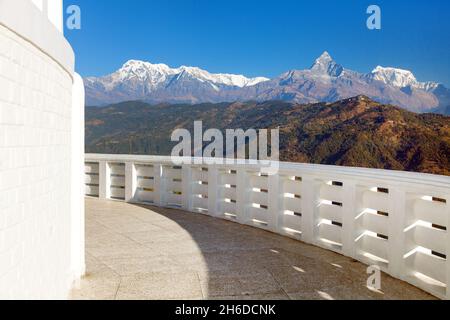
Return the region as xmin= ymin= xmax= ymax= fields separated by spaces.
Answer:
xmin=85 ymin=96 xmax=450 ymax=176
xmin=85 ymin=52 xmax=450 ymax=114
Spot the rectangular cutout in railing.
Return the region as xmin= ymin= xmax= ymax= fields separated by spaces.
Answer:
xmin=405 ymin=192 xmax=449 ymax=297
xmin=354 ymin=184 xmax=393 ymax=270
xmin=247 ymin=171 xmax=271 ymax=228
xmin=192 ymin=166 xmax=209 ymax=213
xmin=404 ymin=248 xmax=447 ymax=298
xmin=163 ymin=166 xmax=183 ymax=207
xmin=377 ymin=187 xmax=389 ymax=194
xmin=320 ymin=182 xmax=344 ymax=203
xmin=432 ymin=224 xmax=447 ymax=231
xmin=109 ymin=163 xmax=125 ymax=200
xmin=248 ymin=171 xmax=269 ymax=228
xmin=136 ymin=164 xmax=155 ymax=203
xmin=218 ymin=169 xmax=237 ymax=219
xmin=280 ymin=175 xmax=303 ymax=238
xmin=432 ymin=251 xmax=446 ymax=259
xmin=85 ymin=162 xmax=100 ymax=197
xmin=356 ymin=232 xmax=389 ymax=268
xmin=319 ymin=220 xmax=343 ymax=248
xmin=317 ymin=179 xmax=346 ymax=251
xmin=432 ymin=197 xmax=446 ymax=204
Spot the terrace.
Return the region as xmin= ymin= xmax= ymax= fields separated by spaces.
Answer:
xmin=70 ymin=154 xmax=450 ymax=300
xmin=70 ymin=198 xmax=433 ymax=300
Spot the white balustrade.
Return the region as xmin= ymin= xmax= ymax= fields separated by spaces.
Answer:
xmin=85 ymin=154 xmax=450 ymax=299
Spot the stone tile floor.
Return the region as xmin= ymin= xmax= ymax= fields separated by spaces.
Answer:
xmin=70 ymin=198 xmax=436 ymax=300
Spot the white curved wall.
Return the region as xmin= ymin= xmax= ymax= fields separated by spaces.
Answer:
xmin=31 ymin=0 xmax=63 ymax=33
xmin=0 ymin=0 xmax=84 ymax=299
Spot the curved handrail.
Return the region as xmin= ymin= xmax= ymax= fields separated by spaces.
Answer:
xmin=85 ymin=154 xmax=450 ymax=299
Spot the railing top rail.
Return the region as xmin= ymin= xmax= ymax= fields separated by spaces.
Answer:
xmin=84 ymin=153 xmax=450 ymax=299
xmin=85 ymin=153 xmax=450 ymax=190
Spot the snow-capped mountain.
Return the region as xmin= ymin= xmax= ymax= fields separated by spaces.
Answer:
xmin=89 ymin=59 xmax=270 ymax=88
xmin=371 ymin=66 xmax=439 ymax=91
xmin=84 ymin=52 xmax=450 ymax=114
xmin=85 ymin=60 xmax=269 ymax=105
xmin=237 ymin=52 xmax=441 ymax=112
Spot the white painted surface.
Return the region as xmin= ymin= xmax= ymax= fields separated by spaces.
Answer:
xmin=31 ymin=0 xmax=44 ymax=11
xmin=0 ymin=0 xmax=84 ymax=299
xmin=70 ymin=73 xmax=85 ymax=281
xmin=31 ymin=0 xmax=63 ymax=33
xmin=46 ymin=0 xmax=63 ymax=33
xmin=85 ymin=154 xmax=450 ymax=299
xmin=0 ymin=0 xmax=74 ymax=74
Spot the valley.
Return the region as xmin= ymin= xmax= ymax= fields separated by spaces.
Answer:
xmin=86 ymin=96 xmax=450 ymax=176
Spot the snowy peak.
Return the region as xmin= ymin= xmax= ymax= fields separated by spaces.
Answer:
xmin=313 ymin=51 xmax=333 ymax=64
xmin=371 ymin=66 xmax=418 ymax=88
xmin=120 ymin=60 xmax=173 ymax=74
xmin=117 ymin=60 xmax=176 ymax=85
xmin=176 ymin=65 xmax=269 ymax=87
xmin=111 ymin=59 xmax=269 ymax=88
xmin=371 ymin=66 xmax=439 ymax=91
xmin=310 ymin=51 xmax=344 ymax=77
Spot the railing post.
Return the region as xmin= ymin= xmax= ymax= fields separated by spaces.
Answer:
xmin=342 ymin=180 xmax=357 ymax=258
xmin=268 ymin=173 xmax=281 ymax=233
xmin=182 ymin=165 xmax=193 ymax=212
xmin=125 ymin=162 xmax=137 ymax=202
xmin=153 ymin=163 xmax=163 ymax=206
xmin=236 ymin=168 xmax=249 ymax=225
xmin=388 ymin=188 xmax=407 ymax=279
xmin=277 ymin=175 xmax=287 ymax=234
xmin=99 ymin=161 xmax=110 ymax=200
xmin=300 ymin=174 xmax=318 ymax=245
xmin=208 ymin=166 xmax=219 ymax=217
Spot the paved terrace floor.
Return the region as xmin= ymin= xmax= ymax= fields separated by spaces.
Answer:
xmin=71 ymin=198 xmax=436 ymax=300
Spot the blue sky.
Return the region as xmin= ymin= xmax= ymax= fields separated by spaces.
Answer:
xmin=64 ymin=0 xmax=450 ymax=86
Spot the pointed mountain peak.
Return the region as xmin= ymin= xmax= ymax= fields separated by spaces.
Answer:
xmin=310 ymin=51 xmax=343 ymax=77
xmin=315 ymin=51 xmax=333 ymax=63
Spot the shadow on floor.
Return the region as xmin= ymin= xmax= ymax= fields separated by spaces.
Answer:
xmin=70 ymin=198 xmax=436 ymax=300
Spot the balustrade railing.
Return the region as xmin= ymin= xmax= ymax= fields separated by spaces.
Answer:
xmin=85 ymin=154 xmax=450 ymax=299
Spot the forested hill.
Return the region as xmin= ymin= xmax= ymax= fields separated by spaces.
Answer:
xmin=86 ymin=96 xmax=450 ymax=176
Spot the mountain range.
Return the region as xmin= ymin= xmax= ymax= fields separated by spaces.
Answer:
xmin=85 ymin=52 xmax=450 ymax=114
xmin=85 ymin=97 xmax=450 ymax=176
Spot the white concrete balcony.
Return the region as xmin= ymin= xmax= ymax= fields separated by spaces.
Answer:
xmin=78 ymin=154 xmax=450 ymax=300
